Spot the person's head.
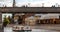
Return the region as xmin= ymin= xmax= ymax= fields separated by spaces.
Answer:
xmin=8 ymin=16 xmax=11 ymax=18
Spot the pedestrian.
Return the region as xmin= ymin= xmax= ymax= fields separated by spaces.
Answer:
xmin=2 ymin=16 xmax=10 ymax=28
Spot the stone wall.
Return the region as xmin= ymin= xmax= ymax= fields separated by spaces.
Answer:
xmin=0 ymin=7 xmax=60 ymax=13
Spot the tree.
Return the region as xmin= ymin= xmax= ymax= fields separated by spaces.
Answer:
xmin=3 ymin=15 xmax=10 ymax=27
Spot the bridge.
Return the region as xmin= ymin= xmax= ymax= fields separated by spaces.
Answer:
xmin=0 ymin=7 xmax=60 ymax=24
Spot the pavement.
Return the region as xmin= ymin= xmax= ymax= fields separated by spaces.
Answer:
xmin=1 ymin=24 xmax=60 ymax=32
xmin=7 ymin=24 xmax=60 ymax=32
xmin=31 ymin=24 xmax=60 ymax=30
xmin=32 ymin=29 xmax=59 ymax=32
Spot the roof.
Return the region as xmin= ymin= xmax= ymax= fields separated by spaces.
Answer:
xmin=0 ymin=7 xmax=60 ymax=13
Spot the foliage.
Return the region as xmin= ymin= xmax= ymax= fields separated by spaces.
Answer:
xmin=3 ymin=16 xmax=10 ymax=24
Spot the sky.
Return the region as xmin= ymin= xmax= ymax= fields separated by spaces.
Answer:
xmin=0 ymin=0 xmax=60 ymax=7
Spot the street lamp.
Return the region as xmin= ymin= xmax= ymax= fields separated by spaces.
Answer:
xmin=13 ymin=0 xmax=16 ymax=7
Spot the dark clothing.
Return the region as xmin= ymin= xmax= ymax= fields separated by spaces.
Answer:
xmin=18 ymin=19 xmax=22 ymax=24
xmin=3 ymin=21 xmax=8 ymax=27
xmin=18 ymin=16 xmax=23 ymax=24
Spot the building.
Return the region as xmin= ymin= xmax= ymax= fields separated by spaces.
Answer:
xmin=0 ymin=7 xmax=60 ymax=25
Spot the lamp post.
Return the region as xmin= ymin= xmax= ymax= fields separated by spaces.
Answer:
xmin=13 ymin=0 xmax=16 ymax=7
xmin=42 ymin=3 xmax=44 ymax=7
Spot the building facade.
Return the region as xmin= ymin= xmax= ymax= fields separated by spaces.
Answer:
xmin=0 ymin=7 xmax=60 ymax=25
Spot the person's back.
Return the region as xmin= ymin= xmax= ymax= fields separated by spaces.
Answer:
xmin=18 ymin=16 xmax=23 ymax=24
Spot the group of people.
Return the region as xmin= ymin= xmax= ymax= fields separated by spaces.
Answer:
xmin=2 ymin=15 xmax=23 ymax=28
